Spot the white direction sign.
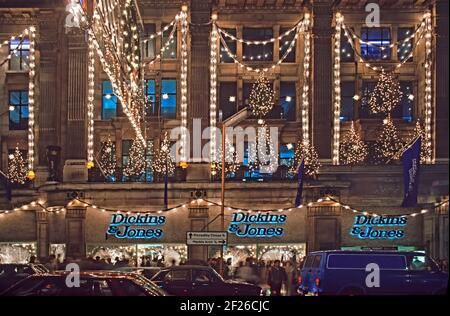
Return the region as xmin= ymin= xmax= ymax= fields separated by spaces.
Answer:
xmin=186 ymin=231 xmax=228 ymax=246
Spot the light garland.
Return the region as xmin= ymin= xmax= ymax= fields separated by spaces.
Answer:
xmin=332 ymin=13 xmax=343 ymax=165
xmin=7 ymin=146 xmax=27 ymax=185
xmin=368 ymin=70 xmax=403 ymax=114
xmin=339 ymin=122 xmax=368 ymax=165
xmin=27 ymin=26 xmax=36 ymax=181
xmin=424 ymin=12 xmax=433 ymax=164
xmin=86 ymin=31 xmax=95 ymax=169
xmin=0 ymin=29 xmax=29 ymax=67
xmin=143 ymin=18 xmax=178 ymax=66
xmin=249 ymin=74 xmax=275 ymax=117
xmin=142 ymin=18 xmax=178 ymax=43
xmin=289 ymin=139 xmax=320 ymax=177
xmin=179 ymin=9 xmax=189 ymax=166
xmin=411 ymin=120 xmax=432 ymax=164
xmin=209 ymin=22 xmax=218 ymax=167
xmin=301 ymin=14 xmax=311 ymax=146
xmin=153 ymin=132 xmax=175 ymax=176
xmin=0 ymin=28 xmax=29 ymax=49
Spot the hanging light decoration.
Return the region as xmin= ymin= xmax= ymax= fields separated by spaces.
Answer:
xmin=123 ymin=139 xmax=146 ymax=178
xmin=99 ymin=135 xmax=117 ymax=178
xmin=249 ymin=73 xmax=275 ymax=117
xmin=411 ymin=120 xmax=432 ymax=164
xmin=368 ymin=70 xmax=403 ymax=114
xmin=27 ymin=26 xmax=36 ymax=181
xmin=209 ymin=20 xmax=219 ymax=170
xmin=179 ymin=6 xmax=189 ymax=168
xmin=8 ymin=146 xmax=27 ymax=185
xmin=374 ymin=114 xmax=405 ymax=164
xmin=339 ymin=122 xmax=368 ymax=165
xmin=424 ymin=11 xmax=433 ymax=164
xmin=333 ymin=13 xmax=343 ymax=165
xmin=289 ymin=139 xmax=320 ymax=177
xmin=86 ymin=30 xmax=95 ymax=169
xmin=153 ymin=133 xmax=175 ymax=176
xmin=301 ymin=13 xmax=311 ymax=146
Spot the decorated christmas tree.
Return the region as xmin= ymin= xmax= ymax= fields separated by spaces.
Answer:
xmin=289 ymin=139 xmax=320 ymax=177
xmin=210 ymin=136 xmax=240 ymax=176
xmin=249 ymin=74 xmax=275 ymax=117
xmin=411 ymin=120 xmax=432 ymax=164
xmin=153 ymin=132 xmax=175 ymax=176
xmin=99 ymin=136 xmax=117 ymax=179
xmin=339 ymin=122 xmax=368 ymax=165
xmin=7 ymin=146 xmax=27 ymax=184
xmin=368 ymin=70 xmax=403 ymax=114
xmin=123 ymin=139 xmax=146 ymax=178
xmin=374 ymin=115 xmax=405 ymax=164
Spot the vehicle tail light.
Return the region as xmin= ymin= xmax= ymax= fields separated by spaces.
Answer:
xmin=315 ymin=277 xmax=320 ymax=287
xmin=298 ymin=276 xmax=302 ymax=284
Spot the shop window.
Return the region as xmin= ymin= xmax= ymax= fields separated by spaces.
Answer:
xmin=392 ymin=81 xmax=413 ymax=122
xmin=9 ymin=90 xmax=28 ymax=130
xmin=219 ymin=82 xmax=238 ymax=121
xmin=220 ymin=28 xmax=236 ymax=63
xmin=0 ymin=243 xmax=36 ymax=263
xmin=9 ymin=38 xmax=30 ymax=71
xmin=102 ymin=81 xmax=117 ymax=120
xmin=280 ymin=81 xmax=296 ymax=121
xmin=360 ymin=27 xmax=391 ymax=60
xmin=145 ymin=79 xmax=157 ymax=117
xmin=243 ymin=28 xmax=273 ymax=62
xmin=397 ymin=27 xmax=414 ymax=62
xmin=162 ymin=23 xmax=177 ymax=59
xmin=279 ymin=27 xmax=296 ymax=63
xmin=144 ymin=23 xmax=156 ymax=59
xmin=341 ymin=82 xmax=355 ymax=121
xmin=340 ymin=29 xmax=354 ymax=62
xmin=160 ymin=79 xmax=177 ymax=119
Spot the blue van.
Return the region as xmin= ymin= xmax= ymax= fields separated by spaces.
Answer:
xmin=298 ymin=250 xmax=448 ymax=295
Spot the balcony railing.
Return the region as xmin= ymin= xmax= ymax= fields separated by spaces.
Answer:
xmin=88 ymin=167 xmax=187 ymax=183
xmin=210 ymin=165 xmax=296 ymax=182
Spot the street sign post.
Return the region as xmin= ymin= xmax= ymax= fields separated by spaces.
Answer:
xmin=186 ymin=231 xmax=228 ymax=246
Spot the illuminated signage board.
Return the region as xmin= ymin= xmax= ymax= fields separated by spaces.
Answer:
xmin=106 ymin=214 xmax=166 ymax=239
xmin=350 ymin=215 xmax=407 ymax=239
xmin=228 ymin=212 xmax=286 ymax=237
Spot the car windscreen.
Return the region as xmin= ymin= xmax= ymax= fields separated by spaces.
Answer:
xmin=327 ymin=254 xmax=407 ymax=270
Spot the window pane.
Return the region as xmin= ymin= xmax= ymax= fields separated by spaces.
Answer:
xmin=144 ymin=24 xmax=156 ymax=59
xmin=243 ymin=28 xmax=273 ymax=62
xmin=102 ymin=81 xmax=117 ymax=120
xmin=161 ymin=79 xmax=176 ymax=119
xmin=280 ymin=144 xmax=294 ymax=167
xmin=161 ymin=79 xmax=176 ymax=93
xmin=279 ymin=27 xmax=296 ymax=63
xmin=392 ymin=81 xmax=413 ymax=122
xmin=220 ymin=28 xmax=236 ymax=63
xmin=340 ymin=29 xmax=354 ymax=62
xmin=361 ymin=27 xmax=391 ymax=60
xmin=341 ymin=82 xmax=355 ymax=121
xmin=280 ymin=81 xmax=296 ymax=121
xmin=162 ymin=24 xmax=177 ymax=59
xmin=397 ymin=27 xmax=414 ymax=62
xmin=9 ymin=90 xmax=28 ymax=130
xmin=219 ymin=82 xmax=237 ymax=121
xmin=145 ymin=79 xmax=157 ymax=116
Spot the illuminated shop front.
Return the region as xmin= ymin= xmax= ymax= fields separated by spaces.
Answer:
xmin=0 ymin=243 xmax=37 ymax=264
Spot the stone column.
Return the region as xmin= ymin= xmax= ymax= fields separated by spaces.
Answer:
xmin=306 ymin=205 xmax=341 ymax=252
xmin=311 ymin=1 xmax=333 ymax=162
xmin=65 ymin=206 xmax=86 ymax=258
xmin=36 ymin=210 xmax=49 ymax=260
xmin=434 ymin=0 xmax=449 ymax=161
xmin=187 ymin=206 xmax=209 ymax=261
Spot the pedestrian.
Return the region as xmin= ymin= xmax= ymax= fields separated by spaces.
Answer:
xmin=285 ymin=261 xmax=298 ymax=296
xmin=267 ymin=260 xmax=287 ymax=296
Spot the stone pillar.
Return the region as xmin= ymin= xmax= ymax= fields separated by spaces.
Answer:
xmin=306 ymin=205 xmax=341 ymax=252
xmin=36 ymin=210 xmax=49 ymax=260
xmin=65 ymin=206 xmax=86 ymax=258
xmin=434 ymin=0 xmax=449 ymax=161
xmin=311 ymin=1 xmax=333 ymax=162
xmin=187 ymin=206 xmax=209 ymax=261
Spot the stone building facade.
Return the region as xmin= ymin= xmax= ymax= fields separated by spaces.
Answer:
xmin=0 ymin=0 xmax=448 ymax=266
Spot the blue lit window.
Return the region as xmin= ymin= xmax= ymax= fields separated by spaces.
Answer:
xmin=279 ymin=27 xmax=296 ymax=63
xmin=340 ymin=82 xmax=355 ymax=121
xmin=220 ymin=28 xmax=236 ymax=63
xmin=280 ymin=144 xmax=295 ymax=167
xmin=160 ymin=79 xmax=177 ymax=119
xmin=392 ymin=81 xmax=414 ymax=122
xmin=243 ymin=28 xmax=273 ymax=62
xmin=397 ymin=27 xmax=414 ymax=62
xmin=9 ymin=39 xmax=30 ymax=71
xmin=340 ymin=29 xmax=354 ymax=62
xmin=9 ymin=90 xmax=28 ymax=130
xmin=280 ymin=82 xmax=296 ymax=121
xmin=162 ymin=24 xmax=177 ymax=59
xmin=144 ymin=24 xmax=156 ymax=59
xmin=145 ymin=79 xmax=157 ymax=116
xmin=102 ymin=81 xmax=117 ymax=120
xmin=361 ymin=27 xmax=391 ymax=60
xmin=219 ymin=82 xmax=238 ymax=121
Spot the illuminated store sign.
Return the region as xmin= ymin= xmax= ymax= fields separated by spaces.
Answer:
xmin=350 ymin=215 xmax=407 ymax=239
xmin=228 ymin=213 xmax=286 ymax=237
xmin=106 ymin=214 xmax=166 ymax=239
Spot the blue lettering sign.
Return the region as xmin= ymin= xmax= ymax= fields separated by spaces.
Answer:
xmin=228 ymin=212 xmax=286 ymax=237
xmin=350 ymin=215 xmax=407 ymax=240
xmin=106 ymin=214 xmax=166 ymax=239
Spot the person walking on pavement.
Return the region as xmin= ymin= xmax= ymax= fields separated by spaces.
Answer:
xmin=268 ymin=260 xmax=287 ymax=296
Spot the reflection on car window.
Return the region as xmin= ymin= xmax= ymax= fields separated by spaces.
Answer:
xmin=193 ymin=270 xmax=213 ymax=283
xmin=409 ymin=256 xmax=427 ymax=271
xmin=7 ymin=278 xmax=48 ymax=296
xmin=167 ymin=270 xmax=190 ymax=282
xmin=110 ymin=279 xmax=147 ymax=296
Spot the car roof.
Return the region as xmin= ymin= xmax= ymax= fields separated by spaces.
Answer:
xmin=306 ymin=250 xmax=425 ymax=256
xmin=27 ymin=270 xmax=141 ymax=278
xmin=158 ymin=265 xmax=212 ymax=271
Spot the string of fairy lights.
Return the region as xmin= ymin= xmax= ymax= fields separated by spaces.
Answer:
xmin=209 ymin=19 xmax=219 ymax=166
xmin=1 ymin=196 xmax=448 ymax=220
xmin=86 ymin=31 xmax=95 ymax=167
xmin=332 ymin=13 xmax=343 ymax=165
xmin=143 ymin=16 xmax=179 ymax=66
xmin=179 ymin=7 xmax=189 ymax=167
xmin=27 ymin=26 xmax=37 ymax=181
xmin=301 ymin=14 xmax=311 ymax=146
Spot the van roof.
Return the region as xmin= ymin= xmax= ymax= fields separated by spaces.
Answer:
xmin=306 ymin=250 xmax=425 ymax=256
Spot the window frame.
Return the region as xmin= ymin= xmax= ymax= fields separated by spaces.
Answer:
xmin=101 ymin=81 xmax=118 ymax=120
xmin=9 ymin=38 xmax=30 ymax=71
xmin=8 ymin=90 xmax=29 ymax=130
xmin=160 ymin=79 xmax=177 ymax=119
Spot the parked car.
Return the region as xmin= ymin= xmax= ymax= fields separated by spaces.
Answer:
xmin=1 ymin=271 xmax=167 ymax=296
xmin=0 ymin=264 xmax=49 ymax=293
xmin=151 ymin=265 xmax=262 ymax=296
xmin=298 ymin=250 xmax=448 ymax=296
xmin=113 ymin=266 xmax=162 ymax=281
